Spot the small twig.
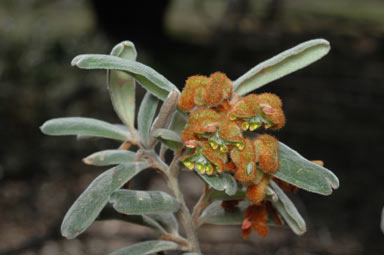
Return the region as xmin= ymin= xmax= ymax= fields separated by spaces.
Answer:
xmin=192 ymin=183 xmax=211 ymax=225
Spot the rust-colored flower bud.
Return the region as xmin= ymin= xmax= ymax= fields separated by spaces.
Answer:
xmin=201 ymin=141 xmax=227 ymax=174
xmin=256 ymin=93 xmax=285 ymax=130
xmin=246 ymin=175 xmax=270 ymax=204
xmin=218 ymin=119 xmax=244 ymax=149
xmin=242 ymin=204 xmax=268 ymax=238
xmin=181 ymin=124 xmax=198 ymax=142
xmin=203 ymin=72 xmax=232 ymax=107
xmin=188 ymin=108 xmax=220 ymax=126
xmin=256 ymin=93 xmax=282 ymax=108
xmin=229 ymin=94 xmax=260 ymax=119
xmin=178 ymin=75 xmax=209 ymax=111
xmin=232 ymin=139 xmax=258 ymax=184
xmin=253 ymin=134 xmax=279 ymax=174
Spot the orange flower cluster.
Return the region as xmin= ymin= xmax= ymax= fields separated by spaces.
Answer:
xmin=179 ymin=72 xmax=295 ymax=237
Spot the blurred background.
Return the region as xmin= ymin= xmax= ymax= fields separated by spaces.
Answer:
xmin=1 ymin=0 xmax=384 ymax=254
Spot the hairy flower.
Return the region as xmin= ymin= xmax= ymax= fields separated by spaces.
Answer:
xmin=242 ymin=203 xmax=269 ymax=238
xmin=253 ymin=134 xmax=279 ymax=174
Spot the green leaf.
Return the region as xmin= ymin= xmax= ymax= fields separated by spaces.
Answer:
xmin=61 ymin=162 xmax=149 ymax=239
xmin=233 ymin=39 xmax=330 ymax=95
xmin=107 ymin=41 xmax=137 ymax=129
xmin=109 ymin=240 xmax=179 ymax=255
xmin=138 ymin=92 xmax=159 ymax=148
xmin=40 ymin=117 xmax=132 ymax=142
xmin=273 ymin=141 xmax=339 ymax=195
xmin=83 ymin=150 xmax=136 ymax=166
xmin=208 ymin=189 xmax=246 ymax=201
xmin=199 ymin=200 xmax=249 ymax=226
xmin=152 ymin=128 xmax=183 ymax=151
xmin=72 ymin=54 xmax=178 ymax=101
xmin=196 ymin=171 xmax=237 ymax=196
xmin=110 ymin=190 xmax=180 ymax=215
xmin=98 ymin=206 xmax=178 ymax=235
xmin=169 ymin=110 xmax=188 ymax=135
xmin=269 ymin=180 xmax=306 ymax=235
xmin=150 ymin=89 xmax=180 ymax=147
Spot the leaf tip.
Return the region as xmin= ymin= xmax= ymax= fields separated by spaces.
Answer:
xmin=71 ymin=55 xmax=84 ymax=67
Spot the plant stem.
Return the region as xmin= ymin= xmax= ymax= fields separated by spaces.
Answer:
xmin=166 ymin=152 xmax=201 ymax=252
xmin=192 ymin=183 xmax=210 ymax=225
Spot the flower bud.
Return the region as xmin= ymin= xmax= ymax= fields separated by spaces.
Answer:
xmin=253 ymin=134 xmax=279 ymax=174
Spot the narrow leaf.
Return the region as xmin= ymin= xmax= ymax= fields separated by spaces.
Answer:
xmin=138 ymin=92 xmax=159 ymax=148
xmin=273 ymin=141 xmax=339 ymax=195
xmin=41 ymin=117 xmax=132 ymax=142
xmin=199 ymin=200 xmax=249 ymax=226
xmin=270 ymin=180 xmax=306 ymax=235
xmin=109 ymin=240 xmax=179 ymax=255
xmin=196 ymin=171 xmax=237 ymax=196
xmin=169 ymin=110 xmax=188 ymax=135
xmin=61 ymin=162 xmax=149 ymax=239
xmin=110 ymin=190 xmax=179 ymax=215
xmin=233 ymin=39 xmax=330 ymax=95
xmin=107 ymin=41 xmax=137 ymax=129
xmin=72 ymin=54 xmax=178 ymax=101
xmin=98 ymin=206 xmax=178 ymax=235
xmin=83 ymin=150 xmax=136 ymax=166
xmin=150 ymin=89 xmax=180 ymax=147
xmin=152 ymin=128 xmax=183 ymax=151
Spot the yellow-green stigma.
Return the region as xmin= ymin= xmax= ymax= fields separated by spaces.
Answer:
xmin=219 ymin=145 xmax=228 ymax=152
xmin=229 ymin=113 xmax=237 ymax=120
xmin=236 ymin=141 xmax=244 ymax=150
xmin=196 ymin=162 xmax=205 ymax=173
xmin=205 ymin=164 xmax=214 ymax=175
xmin=249 ymin=122 xmax=262 ymax=131
xmin=183 ymin=160 xmax=194 ymax=170
xmin=209 ymin=140 xmax=218 ymax=150
xmin=241 ymin=122 xmax=250 ymax=131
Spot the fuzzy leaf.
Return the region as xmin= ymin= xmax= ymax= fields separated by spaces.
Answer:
xmin=270 ymin=180 xmax=306 ymax=235
xmin=72 ymin=54 xmax=178 ymax=101
xmin=273 ymin=141 xmax=339 ymax=195
xmin=208 ymin=189 xmax=246 ymax=201
xmin=199 ymin=200 xmax=249 ymax=226
xmin=107 ymin=41 xmax=137 ymax=129
xmin=152 ymin=128 xmax=183 ymax=151
xmin=61 ymin=162 xmax=149 ymax=239
xmin=98 ymin=206 xmax=178 ymax=235
xmin=110 ymin=190 xmax=179 ymax=215
xmin=109 ymin=240 xmax=179 ymax=255
xmin=233 ymin=39 xmax=330 ymax=95
xmin=41 ymin=117 xmax=132 ymax=142
xmin=138 ymin=92 xmax=159 ymax=148
xmin=196 ymin=172 xmax=237 ymax=196
xmin=169 ymin=110 xmax=188 ymax=135
xmin=83 ymin=150 xmax=136 ymax=166
xmin=150 ymin=89 xmax=180 ymax=147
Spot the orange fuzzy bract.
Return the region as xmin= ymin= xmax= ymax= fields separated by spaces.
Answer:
xmin=233 ymin=139 xmax=257 ymax=184
xmin=242 ymin=204 xmax=269 ymax=238
xmin=265 ymin=108 xmax=286 ymax=130
xmin=219 ymin=119 xmax=243 ymax=142
xmin=203 ymin=72 xmax=232 ymax=107
xmin=202 ymin=142 xmax=227 ymax=173
xmin=181 ymin=124 xmax=198 ymax=142
xmin=246 ymin=175 xmax=270 ymax=204
xmin=230 ymin=94 xmax=260 ymax=118
xmin=178 ymin=75 xmax=209 ymax=111
xmin=254 ymin=134 xmax=279 ymax=174
xmin=256 ymin=93 xmax=282 ymax=108
xmin=188 ymin=108 xmax=220 ymax=125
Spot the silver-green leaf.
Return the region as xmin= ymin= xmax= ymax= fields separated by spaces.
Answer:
xmin=150 ymin=89 xmax=180 ymax=147
xmin=196 ymin=172 xmax=237 ymax=196
xmin=40 ymin=117 xmax=132 ymax=142
xmin=83 ymin=150 xmax=136 ymax=166
xmin=72 ymin=54 xmax=178 ymax=101
xmin=273 ymin=141 xmax=339 ymax=195
xmin=110 ymin=190 xmax=180 ymax=215
xmin=169 ymin=110 xmax=188 ymax=135
xmin=61 ymin=162 xmax=149 ymax=239
xmin=152 ymin=128 xmax=183 ymax=151
xmin=269 ymin=180 xmax=306 ymax=235
xmin=233 ymin=39 xmax=330 ymax=95
xmin=138 ymin=92 xmax=159 ymax=148
xmin=109 ymin=240 xmax=179 ymax=255
xmin=107 ymin=41 xmax=137 ymax=129
xmin=199 ymin=200 xmax=250 ymax=226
